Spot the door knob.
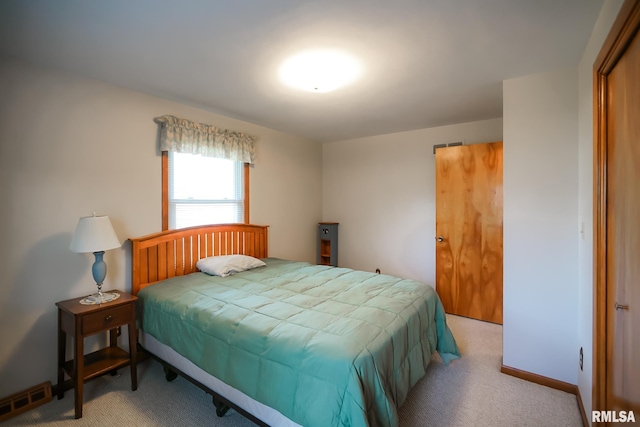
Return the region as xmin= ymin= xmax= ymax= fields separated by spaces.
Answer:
xmin=615 ymin=303 xmax=629 ymax=311
xmin=436 ymin=236 xmax=444 ymax=242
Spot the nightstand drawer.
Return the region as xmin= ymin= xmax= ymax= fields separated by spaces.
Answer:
xmin=82 ymin=305 xmax=132 ymax=335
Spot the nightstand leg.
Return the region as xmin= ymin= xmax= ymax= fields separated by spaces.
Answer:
xmin=74 ymin=326 xmax=84 ymax=419
xmin=109 ymin=328 xmax=119 ymax=376
xmin=129 ymin=322 xmax=137 ymax=391
xmin=57 ymin=312 xmax=65 ymax=400
xmin=109 ymin=328 xmax=118 ymax=347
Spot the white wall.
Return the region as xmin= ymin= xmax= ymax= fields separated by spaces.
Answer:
xmin=0 ymin=55 xmax=322 ymax=397
xmin=503 ymin=69 xmax=579 ymax=384
xmin=322 ymin=119 xmax=503 ymax=284
xmin=577 ymin=0 xmax=624 ymax=422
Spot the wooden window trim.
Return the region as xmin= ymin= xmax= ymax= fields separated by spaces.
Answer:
xmin=243 ymin=160 xmax=250 ymax=225
xmin=161 ymin=151 xmax=250 ymax=231
xmin=162 ymin=151 xmax=169 ymax=230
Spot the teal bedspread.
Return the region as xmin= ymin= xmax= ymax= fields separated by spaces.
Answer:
xmin=138 ymin=258 xmax=459 ymax=427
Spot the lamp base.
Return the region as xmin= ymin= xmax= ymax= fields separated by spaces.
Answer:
xmin=79 ymin=291 xmax=121 ymax=305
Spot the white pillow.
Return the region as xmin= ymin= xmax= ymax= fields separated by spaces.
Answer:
xmin=196 ymin=255 xmax=266 ymax=277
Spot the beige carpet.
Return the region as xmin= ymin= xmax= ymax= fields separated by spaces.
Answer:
xmin=398 ymin=315 xmax=583 ymax=426
xmin=4 ymin=315 xmax=583 ymax=426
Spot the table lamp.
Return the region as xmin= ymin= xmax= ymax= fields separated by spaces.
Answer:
xmin=70 ymin=214 xmax=121 ymax=304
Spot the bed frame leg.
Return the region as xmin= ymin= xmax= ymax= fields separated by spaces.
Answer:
xmin=163 ymin=365 xmax=178 ymax=382
xmin=212 ymin=396 xmax=230 ymax=417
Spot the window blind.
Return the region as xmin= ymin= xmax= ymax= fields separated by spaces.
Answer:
xmin=168 ymin=152 xmax=243 ymax=229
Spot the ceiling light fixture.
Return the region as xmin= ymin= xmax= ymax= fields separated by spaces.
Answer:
xmin=279 ymin=49 xmax=361 ymax=93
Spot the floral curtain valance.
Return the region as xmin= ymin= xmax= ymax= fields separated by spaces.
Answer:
xmin=154 ymin=115 xmax=256 ymax=164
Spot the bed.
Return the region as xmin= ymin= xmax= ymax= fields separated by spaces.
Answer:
xmin=130 ymin=223 xmax=459 ymax=427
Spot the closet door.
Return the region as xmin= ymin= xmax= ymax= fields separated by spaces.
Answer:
xmin=435 ymin=142 xmax=503 ymax=324
xmin=594 ymin=1 xmax=640 ymax=416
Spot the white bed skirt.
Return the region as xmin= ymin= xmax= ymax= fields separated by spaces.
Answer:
xmin=140 ymin=331 xmax=301 ymax=427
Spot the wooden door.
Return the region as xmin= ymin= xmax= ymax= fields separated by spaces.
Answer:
xmin=606 ymin=33 xmax=640 ymax=412
xmin=594 ymin=0 xmax=640 ymax=420
xmin=435 ymin=142 xmax=503 ymax=324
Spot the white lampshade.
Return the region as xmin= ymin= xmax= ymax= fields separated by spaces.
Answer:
xmin=70 ymin=215 xmax=121 ymax=253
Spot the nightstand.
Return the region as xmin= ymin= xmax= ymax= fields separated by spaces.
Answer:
xmin=56 ymin=292 xmax=137 ymax=419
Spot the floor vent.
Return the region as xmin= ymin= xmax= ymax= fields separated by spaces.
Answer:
xmin=0 ymin=381 xmax=52 ymax=422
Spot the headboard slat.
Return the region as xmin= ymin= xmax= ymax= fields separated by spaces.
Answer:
xmin=176 ymin=237 xmax=184 ymax=277
xmin=148 ymin=246 xmax=158 ymax=283
xmin=167 ymin=240 xmax=176 ymax=279
xmin=184 ymin=236 xmax=193 ymax=275
xmin=158 ymin=243 xmax=167 ymax=281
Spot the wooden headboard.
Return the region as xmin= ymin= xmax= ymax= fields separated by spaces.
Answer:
xmin=129 ymin=223 xmax=269 ymax=295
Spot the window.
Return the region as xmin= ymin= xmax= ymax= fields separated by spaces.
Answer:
xmin=162 ymin=152 xmax=249 ymax=230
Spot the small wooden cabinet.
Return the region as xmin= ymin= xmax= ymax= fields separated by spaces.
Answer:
xmin=56 ymin=292 xmax=137 ymax=419
xmin=317 ymin=222 xmax=338 ymax=266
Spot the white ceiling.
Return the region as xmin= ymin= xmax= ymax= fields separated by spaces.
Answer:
xmin=0 ymin=0 xmax=603 ymax=143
